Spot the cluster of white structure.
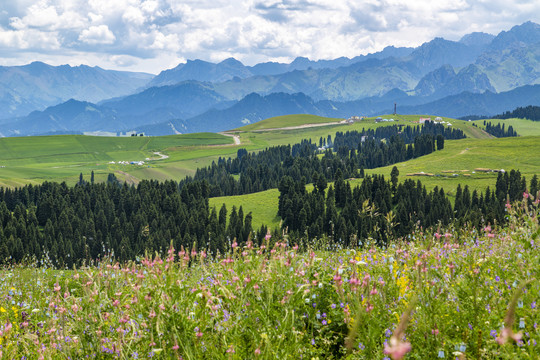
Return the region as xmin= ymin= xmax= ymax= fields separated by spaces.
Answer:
xmin=108 ymin=161 xmax=145 ymax=166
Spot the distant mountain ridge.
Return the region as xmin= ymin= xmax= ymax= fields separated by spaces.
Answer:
xmin=0 ymin=62 xmax=153 ymax=119
xmin=4 ymin=83 xmax=540 ymax=137
xmin=147 ymin=46 xmax=415 ymax=87
xmin=3 ymin=21 xmax=540 ymax=136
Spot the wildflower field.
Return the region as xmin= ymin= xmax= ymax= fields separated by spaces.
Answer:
xmin=0 ymin=196 xmax=539 ymax=359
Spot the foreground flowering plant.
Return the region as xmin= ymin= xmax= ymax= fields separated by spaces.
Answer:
xmin=0 ymin=193 xmax=538 ymax=359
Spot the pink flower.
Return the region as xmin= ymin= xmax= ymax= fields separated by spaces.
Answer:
xmin=148 ymin=309 xmax=156 ymax=318
xmin=54 ymin=283 xmax=60 ymax=292
xmin=434 ymin=233 xmax=441 ymax=240
xmin=255 ymin=348 xmax=261 ymax=355
xmin=523 ymin=191 xmax=529 ymax=199
xmin=496 ymin=327 xmax=522 ymax=345
xmin=384 ymin=337 xmax=412 ymax=360
xmin=172 ymin=344 xmax=179 ymax=350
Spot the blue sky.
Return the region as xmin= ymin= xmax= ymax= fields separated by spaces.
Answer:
xmin=0 ymin=0 xmax=539 ymax=74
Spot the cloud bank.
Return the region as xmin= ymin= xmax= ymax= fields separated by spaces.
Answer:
xmin=0 ymin=0 xmax=539 ymax=73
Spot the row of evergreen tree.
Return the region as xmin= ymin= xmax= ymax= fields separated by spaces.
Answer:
xmin=483 ymin=121 xmax=518 ymax=137
xmin=332 ymin=121 xmax=465 ymax=150
xmin=493 ymin=105 xmax=540 ymax=121
xmin=0 ymin=180 xmax=268 ymax=267
xmin=278 ymin=169 xmax=538 ymax=245
xmin=180 ymin=123 xmax=464 ymax=197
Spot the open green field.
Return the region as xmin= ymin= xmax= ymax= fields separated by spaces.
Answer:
xmin=1 ymin=113 xmax=540 ymax=229
xmin=209 ymin=135 xmax=540 ymax=229
xmin=0 ymin=133 xmax=234 ymax=187
xmin=0 ymin=113 xmax=489 ymax=187
xmin=209 ymin=189 xmax=281 ymax=230
xmin=478 ymin=118 xmax=540 ymax=136
xmin=237 ymin=114 xmax=343 ymax=131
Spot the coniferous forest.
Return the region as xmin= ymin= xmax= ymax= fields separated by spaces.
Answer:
xmin=0 ymin=122 xmax=536 ymax=267
xmin=483 ymin=121 xmax=518 ymax=137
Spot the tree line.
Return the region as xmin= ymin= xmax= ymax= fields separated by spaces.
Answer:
xmin=0 ymin=180 xmax=267 ymax=267
xmin=278 ymin=168 xmax=538 ymax=246
xmin=483 ymin=121 xmax=517 ymax=137
xmin=493 ymin=105 xmax=540 ymax=121
xmin=180 ymin=122 xmax=465 ymax=197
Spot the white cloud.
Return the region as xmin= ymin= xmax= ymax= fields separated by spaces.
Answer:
xmin=1 ymin=0 xmax=540 ymax=72
xmin=79 ymin=25 xmax=116 ymax=45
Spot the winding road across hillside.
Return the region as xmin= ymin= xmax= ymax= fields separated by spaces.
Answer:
xmin=250 ymin=120 xmax=348 ymax=132
xmin=219 ymin=132 xmax=241 ymax=145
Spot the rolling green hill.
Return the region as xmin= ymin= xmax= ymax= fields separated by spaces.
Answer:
xmin=1 ymin=113 xmax=539 ymax=233
xmin=0 ymin=133 xmax=234 ymax=187
xmin=237 ymin=114 xmax=343 ymax=131
xmin=0 ymin=113 xmax=485 ymax=187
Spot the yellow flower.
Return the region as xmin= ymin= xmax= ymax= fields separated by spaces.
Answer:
xmin=0 ymin=307 xmax=6 ymax=313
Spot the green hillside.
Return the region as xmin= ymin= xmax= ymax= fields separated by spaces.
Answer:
xmin=237 ymin=114 xmax=343 ymax=131
xmin=478 ymin=118 xmax=540 ymax=136
xmin=209 ymin=135 xmax=540 ymax=230
xmin=0 ymin=133 xmax=234 ymax=187
xmin=0 ymin=112 xmax=534 ymax=201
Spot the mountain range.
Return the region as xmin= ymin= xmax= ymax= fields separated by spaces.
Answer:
xmin=2 ymin=21 xmax=540 ymax=136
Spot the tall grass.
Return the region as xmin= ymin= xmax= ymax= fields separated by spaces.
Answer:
xmin=0 ymin=194 xmax=539 ymax=359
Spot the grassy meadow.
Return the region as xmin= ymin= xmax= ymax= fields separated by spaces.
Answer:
xmin=1 ymin=113 xmax=539 ymax=228
xmin=477 ymin=118 xmax=540 ymax=137
xmin=237 ymin=114 xmax=344 ymax=131
xmin=0 ymin=196 xmax=539 ymax=359
xmin=0 ymin=133 xmax=234 ymax=187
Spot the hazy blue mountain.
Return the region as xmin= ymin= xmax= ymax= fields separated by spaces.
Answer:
xmin=414 ymin=65 xmax=456 ymax=96
xmin=414 ymin=64 xmax=495 ymax=98
xmin=146 ymin=58 xmax=252 ymax=87
xmin=396 ymin=84 xmax=540 ymax=118
xmin=209 ymin=57 xmax=421 ymax=102
xmin=0 ymin=62 xmax=153 ymax=119
xmin=185 ymin=92 xmax=327 ymax=132
xmin=459 ymin=32 xmax=495 ymax=47
xmin=0 ymin=99 xmax=119 ymax=137
xmin=6 ymin=82 xmax=540 ymax=137
xmin=148 ymin=47 xmax=415 ymax=87
xmin=407 ymin=37 xmax=481 ymax=73
xmin=101 ymin=81 xmax=230 ymax=119
xmin=476 ymin=42 xmax=540 ymax=92
xmin=488 ymin=21 xmax=540 ymax=51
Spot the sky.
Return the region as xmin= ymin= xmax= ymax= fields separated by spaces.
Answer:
xmin=0 ymin=0 xmax=539 ymax=74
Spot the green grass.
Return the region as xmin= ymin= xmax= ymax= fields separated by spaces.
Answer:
xmin=209 ymin=189 xmax=281 ymax=230
xmin=478 ymin=118 xmax=540 ymax=137
xmin=1 ymin=204 xmax=540 ymax=359
xmin=0 ymin=133 xmax=233 ymax=187
xmin=0 ymin=112 xmax=538 ymax=203
xmin=366 ymin=136 xmax=540 ymax=197
xmin=237 ymin=114 xmax=343 ymax=131
xmin=208 ymin=135 xmax=540 ymax=227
